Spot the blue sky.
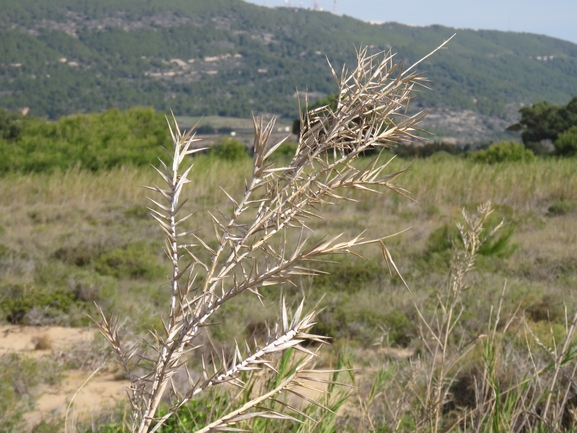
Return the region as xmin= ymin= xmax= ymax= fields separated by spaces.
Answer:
xmin=242 ymin=0 xmax=577 ymax=45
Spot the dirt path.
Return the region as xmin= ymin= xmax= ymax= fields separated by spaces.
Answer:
xmin=0 ymin=325 xmax=129 ymax=431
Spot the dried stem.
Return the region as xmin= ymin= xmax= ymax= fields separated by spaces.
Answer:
xmin=93 ymin=39 xmax=452 ymax=432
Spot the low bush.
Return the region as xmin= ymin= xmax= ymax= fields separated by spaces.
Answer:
xmin=548 ymin=199 xmax=577 ymax=216
xmin=470 ymin=141 xmax=535 ymax=163
xmin=417 ymin=209 xmax=518 ymax=279
xmin=311 ymin=256 xmax=382 ymax=294
xmin=310 ymin=289 xmax=416 ymax=347
xmin=54 ymin=239 xmax=164 ymax=281
xmin=0 ymin=283 xmax=78 ymax=324
xmin=95 ymin=241 xmax=165 ymax=280
xmin=395 ymin=141 xmax=464 ymax=159
xmin=554 ymin=125 xmax=577 ymax=156
xmin=0 ymin=109 xmax=23 ymax=141
xmin=123 ymin=205 xmax=151 ymax=220
xmin=0 ymin=107 xmax=171 ymax=174
xmin=54 ymin=242 xmax=107 ymax=267
xmin=0 ymin=353 xmax=63 ymax=431
xmin=195 ymin=124 xmax=216 ymax=134
xmin=274 ymin=140 xmax=298 ymax=159
xmin=66 ymin=269 xmax=118 ymax=302
xmin=208 ymin=136 xmax=249 ymax=160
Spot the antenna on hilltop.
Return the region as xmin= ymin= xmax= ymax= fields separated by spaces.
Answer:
xmin=333 ymin=0 xmax=337 ymax=13
xmin=314 ymin=1 xmax=319 ymax=10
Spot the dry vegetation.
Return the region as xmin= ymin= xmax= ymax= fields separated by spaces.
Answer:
xmin=2 ymin=153 xmax=577 ymax=432
xmin=91 ymin=42 xmax=453 ymax=433
xmin=2 ymin=45 xmax=577 ymax=432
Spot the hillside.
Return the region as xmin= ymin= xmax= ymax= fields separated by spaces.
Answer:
xmin=1 ymin=0 xmax=577 ymax=141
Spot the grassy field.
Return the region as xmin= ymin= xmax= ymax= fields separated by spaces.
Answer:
xmin=1 ymin=155 xmax=577 ymax=431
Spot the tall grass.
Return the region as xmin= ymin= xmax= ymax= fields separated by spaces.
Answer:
xmin=338 ymin=204 xmax=577 ymax=432
xmin=3 ymin=139 xmax=576 ymax=432
xmin=1 ymin=158 xmax=574 ymax=210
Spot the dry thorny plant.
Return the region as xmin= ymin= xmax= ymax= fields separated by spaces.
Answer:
xmin=93 ymin=38 xmax=453 ymax=433
xmin=350 ymin=204 xmax=577 ymax=433
xmin=413 ymin=204 xmax=577 ymax=432
xmin=348 ymin=203 xmax=505 ymax=432
xmin=414 ymin=203 xmax=505 ymax=432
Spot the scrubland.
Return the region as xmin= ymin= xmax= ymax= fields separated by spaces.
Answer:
xmin=1 ymin=154 xmax=577 ymax=431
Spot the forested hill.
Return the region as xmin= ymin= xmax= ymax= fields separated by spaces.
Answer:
xmin=1 ymin=0 xmax=577 ymax=122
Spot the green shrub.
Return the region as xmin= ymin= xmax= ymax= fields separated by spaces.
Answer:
xmin=380 ymin=309 xmax=415 ymax=347
xmin=274 ymin=141 xmax=298 ymax=159
xmin=66 ymin=269 xmax=118 ymax=302
xmin=310 ymin=256 xmax=382 ymax=294
xmin=0 ymin=109 xmax=23 ymax=141
xmin=0 ymin=283 xmax=78 ymax=324
xmin=422 ymin=217 xmax=518 ymax=265
xmin=420 ymin=204 xmax=518 ymax=263
xmin=428 ymin=150 xmax=458 ymax=162
xmin=95 ymin=241 xmax=165 ymax=280
xmin=0 ymin=353 xmax=63 ymax=432
xmin=54 ymin=242 xmax=106 ymax=267
xmin=55 ymin=239 xmax=164 ymax=281
xmin=0 ymin=107 xmax=171 ymax=174
xmin=312 ymin=295 xmax=415 ymax=347
xmin=477 ymin=224 xmax=518 ymax=258
xmin=471 ymin=141 xmax=535 ymax=164
xmin=123 ymin=205 xmax=150 ymax=220
xmin=195 ymin=124 xmax=216 ymax=134
xmin=554 ymin=125 xmax=577 ymax=156
xmin=395 ymin=141 xmax=464 ymax=159
xmin=208 ymin=137 xmax=249 ymax=161
xmin=524 ymin=294 xmax=564 ymax=323
xmin=548 ymin=199 xmax=577 ymax=216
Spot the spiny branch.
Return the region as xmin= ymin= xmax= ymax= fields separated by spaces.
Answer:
xmin=93 ymin=38 xmax=452 ymax=432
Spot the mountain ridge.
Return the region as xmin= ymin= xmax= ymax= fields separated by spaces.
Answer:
xmin=1 ymin=0 xmax=577 ymax=141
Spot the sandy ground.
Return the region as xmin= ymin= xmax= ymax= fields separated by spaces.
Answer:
xmin=0 ymin=325 xmax=129 ymax=431
xmin=1 ymin=325 xmax=416 ymax=431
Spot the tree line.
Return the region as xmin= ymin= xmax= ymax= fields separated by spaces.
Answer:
xmin=0 ymin=93 xmax=575 ymax=176
xmin=508 ymin=95 xmax=577 ymax=156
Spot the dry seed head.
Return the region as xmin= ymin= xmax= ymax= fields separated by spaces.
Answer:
xmin=92 ymin=37 xmax=456 ymax=432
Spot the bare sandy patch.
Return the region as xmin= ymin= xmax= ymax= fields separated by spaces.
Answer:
xmin=0 ymin=325 xmax=94 ymax=355
xmin=1 ymin=325 xmax=129 ymax=431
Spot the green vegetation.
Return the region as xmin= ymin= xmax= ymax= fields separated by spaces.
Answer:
xmin=0 ymin=100 xmax=576 ymax=431
xmin=470 ymin=141 xmax=536 ymax=163
xmin=94 ymin=241 xmax=165 ymax=280
xmin=508 ymin=95 xmax=577 ymax=154
xmin=548 ymin=199 xmax=577 ymax=215
xmin=0 ymin=109 xmax=22 ymax=140
xmin=394 ymin=141 xmax=464 ymax=159
xmin=93 ymin=349 xmax=347 ymax=433
xmin=1 ymin=154 xmax=577 ymax=431
xmin=6 ymin=105 xmax=577 ymax=178
xmin=1 ymin=0 xmax=577 ymax=120
xmin=0 ymin=107 xmax=170 ymax=173
xmin=0 ymin=353 xmax=63 ymax=432
xmin=208 ymin=136 xmax=249 ymax=160
xmin=555 ymin=124 xmax=577 ymax=155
